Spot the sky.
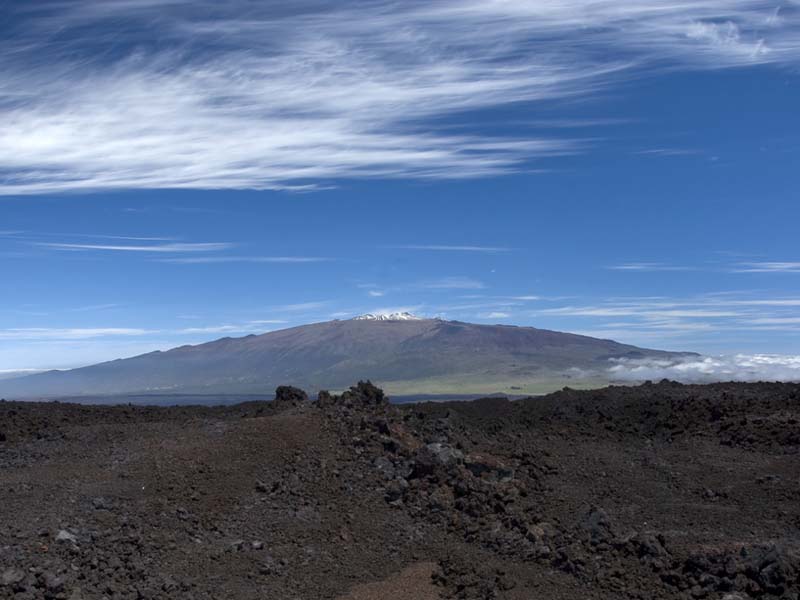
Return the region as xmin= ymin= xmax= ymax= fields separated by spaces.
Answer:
xmin=0 ymin=0 xmax=799 ymax=378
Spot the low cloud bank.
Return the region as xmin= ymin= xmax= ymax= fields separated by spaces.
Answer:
xmin=608 ymin=354 xmax=800 ymax=384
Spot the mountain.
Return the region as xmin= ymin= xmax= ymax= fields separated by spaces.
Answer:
xmin=0 ymin=315 xmax=694 ymax=399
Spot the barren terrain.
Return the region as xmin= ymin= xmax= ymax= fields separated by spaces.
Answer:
xmin=1 ymin=381 xmax=799 ymax=599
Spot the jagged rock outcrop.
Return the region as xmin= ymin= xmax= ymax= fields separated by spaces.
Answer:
xmin=273 ymin=385 xmax=309 ymax=408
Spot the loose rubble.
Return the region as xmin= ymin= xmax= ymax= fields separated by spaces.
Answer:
xmin=1 ymin=380 xmax=798 ymax=598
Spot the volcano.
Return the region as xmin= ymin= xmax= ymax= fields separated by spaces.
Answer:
xmin=0 ymin=315 xmax=694 ymax=398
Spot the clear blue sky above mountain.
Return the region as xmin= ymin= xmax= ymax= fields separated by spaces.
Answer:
xmin=1 ymin=1 xmax=799 ymax=372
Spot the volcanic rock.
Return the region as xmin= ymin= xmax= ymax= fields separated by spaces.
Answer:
xmin=273 ymin=385 xmax=309 ymax=408
xmin=0 ymin=380 xmax=798 ymax=599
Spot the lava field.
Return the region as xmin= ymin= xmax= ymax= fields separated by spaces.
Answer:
xmin=1 ymin=380 xmax=799 ymax=599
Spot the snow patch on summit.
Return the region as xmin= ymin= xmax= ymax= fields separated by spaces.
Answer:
xmin=353 ymin=312 xmax=424 ymax=322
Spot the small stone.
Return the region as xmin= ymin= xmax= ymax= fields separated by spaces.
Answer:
xmin=384 ymin=479 xmax=409 ymax=504
xmin=373 ymin=456 xmax=395 ymax=479
xmin=464 ymin=452 xmax=514 ymax=481
xmin=91 ymin=497 xmax=112 ymax=510
xmin=56 ymin=530 xmax=78 ymax=544
xmin=251 ymin=541 xmax=264 ymax=550
xmin=44 ymin=572 xmax=65 ymax=592
xmin=579 ymin=507 xmax=615 ymax=546
xmin=1 ymin=567 xmax=25 ymax=586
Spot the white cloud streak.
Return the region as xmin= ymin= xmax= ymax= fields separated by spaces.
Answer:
xmin=176 ymin=321 xmax=285 ymax=335
xmin=537 ymin=293 xmax=800 ymax=341
xmin=159 ymin=256 xmax=331 ymax=264
xmin=393 ymin=245 xmax=511 ymax=253
xmin=36 ymin=242 xmax=232 ymax=253
xmin=734 ymin=262 xmax=800 ymax=273
xmin=542 ymin=306 xmax=740 ymax=318
xmin=270 ymin=301 xmax=330 ymax=312
xmin=607 ymin=262 xmax=696 ymax=271
xmin=635 ymin=148 xmax=702 ymax=157
xmin=0 ymin=320 xmax=292 ymax=342
xmin=421 ymin=276 xmax=485 ymax=290
xmin=745 ymin=317 xmax=800 ymax=325
xmin=0 ymin=328 xmax=154 ymax=341
xmin=2 ymin=1 xmax=799 ymax=193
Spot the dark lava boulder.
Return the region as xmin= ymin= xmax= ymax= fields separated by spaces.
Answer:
xmin=463 ymin=452 xmax=514 ymax=482
xmin=412 ymin=443 xmax=464 ymax=477
xmin=317 ymin=381 xmax=388 ymax=410
xmin=579 ymin=507 xmax=616 ymax=547
xmin=341 ymin=380 xmax=387 ymax=406
xmin=273 ymin=385 xmax=309 ymax=408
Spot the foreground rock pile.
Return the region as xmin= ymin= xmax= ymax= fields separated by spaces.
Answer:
xmin=1 ymin=380 xmax=799 ymax=599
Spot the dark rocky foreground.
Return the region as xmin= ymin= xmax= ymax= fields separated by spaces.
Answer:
xmin=1 ymin=380 xmax=799 ymax=599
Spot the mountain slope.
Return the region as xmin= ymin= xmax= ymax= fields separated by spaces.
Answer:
xmin=0 ymin=317 xmax=693 ymax=398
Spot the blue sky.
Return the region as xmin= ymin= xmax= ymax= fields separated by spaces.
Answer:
xmin=1 ymin=1 xmax=799 ymax=374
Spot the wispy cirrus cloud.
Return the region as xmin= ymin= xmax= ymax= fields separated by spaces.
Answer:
xmin=10 ymin=233 xmax=332 ymax=263
xmin=0 ymin=328 xmax=154 ymax=341
xmin=177 ymin=320 xmax=286 ymax=335
xmin=746 ymin=317 xmax=800 ymax=325
xmin=536 ymin=292 xmax=800 ymax=344
xmin=0 ymin=320 xmax=291 ymax=342
xmin=391 ymin=245 xmax=511 ymax=253
xmin=420 ymin=276 xmax=485 ymax=290
xmin=723 ymin=299 xmax=800 ymax=306
xmin=607 ymin=262 xmax=696 ymax=272
xmin=543 ymin=306 xmax=739 ymax=318
xmin=35 ymin=242 xmax=232 ymax=253
xmin=44 ymin=234 xmax=176 ymax=242
xmin=270 ymin=301 xmax=330 ymax=313
xmin=635 ymin=148 xmax=702 ymax=157
xmin=159 ymin=256 xmax=331 ymax=264
xmin=2 ymin=1 xmax=799 ymax=194
xmin=733 ymin=261 xmax=800 ymax=273
xmin=65 ymin=303 xmax=120 ymax=313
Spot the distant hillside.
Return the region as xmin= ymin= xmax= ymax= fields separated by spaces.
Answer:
xmin=0 ymin=316 xmax=694 ymax=398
